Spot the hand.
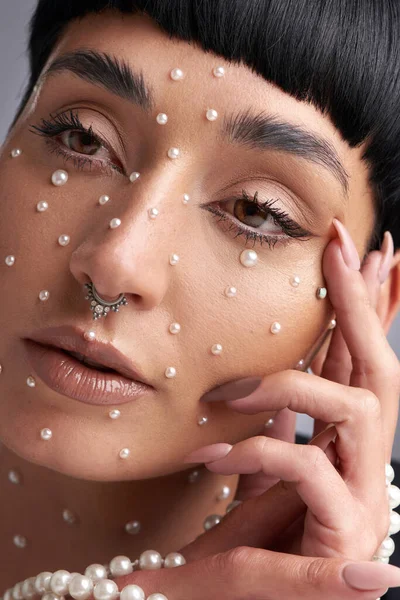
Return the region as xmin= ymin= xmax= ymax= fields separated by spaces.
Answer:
xmin=184 ymin=222 xmax=399 ymax=561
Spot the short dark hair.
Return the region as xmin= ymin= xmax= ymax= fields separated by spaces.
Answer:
xmin=11 ymin=0 xmax=400 ymax=253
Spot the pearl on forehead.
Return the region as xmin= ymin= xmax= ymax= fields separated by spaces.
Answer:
xmin=240 ymin=249 xmax=258 ymax=267
xmin=110 ymin=218 xmax=121 ymax=229
xmin=170 ymin=68 xmax=184 ymax=81
xmin=328 ymin=318 xmax=336 ymax=329
xmin=169 ymin=253 xmax=180 ymax=265
xmin=58 ymin=234 xmax=71 ymax=247
xmin=316 ymin=287 xmax=327 ymax=299
xmin=224 ymin=286 xmax=237 ymax=298
xmin=290 ymin=275 xmax=301 ymax=287
xmin=182 ymin=193 xmax=190 ymax=204
xmin=156 ymin=113 xmax=168 ymax=125
xmin=148 ymin=207 xmax=159 ymax=219
xmin=213 ymin=66 xmax=225 ymax=78
xmin=211 ymin=344 xmax=223 ymax=355
xmin=99 ymin=195 xmax=110 ymax=206
xmin=39 ymin=290 xmax=50 ymax=302
xmin=165 ymin=367 xmax=177 ymax=378
xmin=36 ymin=201 xmax=49 ymax=212
xmin=5 ymin=255 xmax=15 ymax=266
xmin=26 ymin=376 xmax=36 ymax=387
xmin=109 ymin=409 xmax=121 ymax=419
xmin=198 ymin=416 xmax=208 ymax=426
xmin=167 ymin=147 xmax=180 ymax=159
xmin=206 ymin=109 xmax=218 ymax=121
xmin=169 ymin=323 xmax=181 ymax=334
xmin=270 ymin=322 xmax=281 ymax=334
xmin=51 ymin=169 xmax=68 ymax=186
xmin=119 ymin=448 xmax=130 ymax=459
xmin=40 ymin=428 xmax=52 ymax=440
xmin=84 ymin=330 xmax=96 ymax=342
xmin=11 ymin=148 xmax=22 ymax=158
xmin=129 ymin=172 xmax=141 ymax=183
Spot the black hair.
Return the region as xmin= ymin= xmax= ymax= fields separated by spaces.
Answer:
xmin=10 ymin=0 xmax=400 ymax=253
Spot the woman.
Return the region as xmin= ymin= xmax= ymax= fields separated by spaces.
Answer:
xmin=1 ymin=0 xmax=400 ymax=598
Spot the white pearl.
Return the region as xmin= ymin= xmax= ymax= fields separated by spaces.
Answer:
xmin=109 ymin=556 xmax=133 ymax=577
xmin=26 ymin=376 xmax=36 ymax=387
xmin=169 ymin=253 xmax=179 ymax=265
xmin=316 ymin=287 xmax=327 ymax=299
xmin=290 ymin=275 xmax=300 ymax=287
xmin=226 ymin=500 xmax=242 ymax=513
xmin=376 ymin=536 xmax=395 ymax=558
xmin=188 ymin=469 xmax=200 ymax=483
xmin=147 ymin=595 xmax=168 ymax=600
xmin=8 ymin=469 xmax=22 ymax=484
xmin=270 ymin=322 xmax=281 ymax=334
xmin=39 ymin=290 xmax=50 ymax=301
xmin=68 ymin=574 xmax=93 ymax=600
xmin=170 ymin=68 xmax=184 ymax=80
xmin=37 ymin=201 xmax=49 ymax=212
xmin=265 ymin=418 xmax=275 ymax=428
xmin=217 ymin=485 xmax=231 ymax=500
xmin=211 ymin=344 xmax=223 ymax=355
xmin=389 ymin=510 xmax=400 ymax=536
xmin=50 ymin=571 xmax=71 ymax=595
xmin=125 ymin=520 xmax=141 ymax=535
xmin=169 ymin=323 xmax=181 ymax=334
xmin=148 ymin=207 xmax=159 ymax=219
xmin=84 ymin=330 xmax=96 ymax=342
xmin=99 ymin=195 xmax=110 ymax=206
xmin=12 ymin=583 xmax=24 ymax=600
xmin=240 ymin=249 xmax=258 ymax=267
xmin=22 ymin=577 xmax=37 ymax=599
xmin=203 ymin=514 xmax=222 ymax=530
xmin=182 ymin=193 xmax=190 ymax=204
xmin=212 ymin=66 xmax=225 ymax=77
xmin=34 ymin=572 xmax=52 ymax=594
xmin=156 ymin=113 xmax=168 ymax=125
xmin=167 ymin=147 xmax=180 ymax=159
xmin=51 ymin=169 xmax=68 ymax=186
xmin=109 ymin=218 xmax=121 ymax=229
xmin=109 ymin=409 xmax=121 ymax=419
xmin=5 ymin=255 xmax=15 ymax=266
xmin=198 ymin=416 xmax=208 ymax=426
xmin=139 ymin=550 xmax=163 ymax=570
xmin=328 ymin=319 xmax=336 ymax=329
xmin=62 ymin=509 xmax=78 ymax=524
xmin=389 ymin=484 xmax=400 ymax=509
xmin=165 ymin=367 xmax=177 ymax=378
xmin=11 ymin=148 xmax=22 ymax=158
xmin=164 ymin=552 xmax=186 ymax=568
xmin=84 ymin=564 xmax=108 ymax=582
xmin=224 ymin=285 xmax=237 ymax=297
xmin=40 ymin=428 xmax=52 ymax=440
xmin=120 ymin=585 xmax=145 ymax=600
xmin=13 ymin=534 xmax=27 ymax=548
xmin=58 ymin=234 xmax=70 ymax=246
xmin=386 ymin=463 xmax=395 ymax=485
xmin=296 ymin=359 xmax=305 ymax=369
xmin=129 ymin=172 xmax=140 ymax=183
xmin=93 ymin=579 xmax=119 ymax=600
xmin=206 ymin=109 xmax=218 ymax=121
xmin=119 ymin=448 xmax=130 ymax=459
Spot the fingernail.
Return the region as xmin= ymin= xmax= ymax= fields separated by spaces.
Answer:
xmin=343 ymin=562 xmax=400 ymax=590
xmin=332 ymin=219 xmax=361 ymax=270
xmin=378 ymin=231 xmax=394 ymax=284
xmin=201 ymin=377 xmax=262 ymax=402
xmin=183 ymin=443 xmax=233 ymax=463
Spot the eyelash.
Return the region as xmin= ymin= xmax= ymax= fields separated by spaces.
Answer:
xmin=30 ymin=110 xmax=312 ymax=249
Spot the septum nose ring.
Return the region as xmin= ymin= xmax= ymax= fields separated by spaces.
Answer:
xmin=84 ymin=282 xmax=128 ymax=320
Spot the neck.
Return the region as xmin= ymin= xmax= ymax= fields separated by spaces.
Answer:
xmin=0 ymin=442 xmax=238 ymax=589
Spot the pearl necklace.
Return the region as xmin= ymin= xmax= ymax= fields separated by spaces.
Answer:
xmin=3 ymin=465 xmax=400 ymax=600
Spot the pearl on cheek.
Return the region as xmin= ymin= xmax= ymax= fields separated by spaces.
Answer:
xmin=167 ymin=147 xmax=180 ymax=159
xmin=11 ymin=148 xmax=22 ymax=158
xmin=148 ymin=208 xmax=159 ymax=219
xmin=99 ymin=195 xmax=110 ymax=206
xmin=239 ymin=249 xmax=258 ymax=267
xmin=129 ymin=172 xmax=140 ymax=183
xmin=37 ymin=201 xmax=49 ymax=212
xmin=212 ymin=66 xmax=225 ymax=77
xmin=170 ymin=68 xmax=184 ymax=80
xmin=51 ymin=170 xmax=68 ymax=187
xmin=156 ymin=113 xmax=168 ymax=125
xmin=206 ymin=109 xmax=218 ymax=121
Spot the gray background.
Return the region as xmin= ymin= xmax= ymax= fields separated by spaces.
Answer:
xmin=2 ymin=0 xmax=400 ymax=458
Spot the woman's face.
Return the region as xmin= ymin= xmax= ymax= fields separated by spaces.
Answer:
xmin=0 ymin=12 xmax=375 ymax=481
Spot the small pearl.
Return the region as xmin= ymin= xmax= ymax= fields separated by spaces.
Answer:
xmin=328 ymin=319 xmax=336 ymax=329
xmin=84 ymin=330 xmax=96 ymax=342
xmin=125 ymin=521 xmax=141 ymax=535
xmin=188 ymin=469 xmax=200 ymax=483
xmin=119 ymin=448 xmax=130 ymax=459
xmin=182 ymin=193 xmax=190 ymax=204
xmin=240 ymin=249 xmax=258 ymax=267
xmin=165 ymin=367 xmax=177 ymax=378
xmin=169 ymin=253 xmax=180 ymax=265
xmin=84 ymin=564 xmax=108 ymax=581
xmin=167 ymin=147 xmax=180 ymax=159
xmin=139 ymin=550 xmax=163 ymax=570
xmin=217 ymin=485 xmax=231 ymax=500
xmin=8 ymin=469 xmax=22 ymax=484
xmin=109 ymin=409 xmax=121 ymax=419
xmin=290 ymin=275 xmax=301 ymax=287
xmin=129 ymin=172 xmax=140 ymax=183
xmin=37 ymin=201 xmax=49 ymax=212
xmin=39 ymin=290 xmax=50 ymax=302
xmin=58 ymin=234 xmax=70 ymax=246
xmin=164 ymin=552 xmax=186 ymax=569
xmin=296 ymin=359 xmax=305 ymax=369
xmin=212 ymin=66 xmax=225 ymax=77
xmin=316 ymin=287 xmax=327 ymax=299
xmin=211 ymin=344 xmax=223 ymax=355
xmin=51 ymin=169 xmax=68 ymax=186
xmin=156 ymin=113 xmax=168 ymax=125
xmin=169 ymin=323 xmax=181 ymax=334
xmin=5 ymin=255 xmax=15 ymax=266
xmin=13 ymin=534 xmax=27 ymax=548
xmin=41 ymin=428 xmax=52 ymax=440
xmin=270 ymin=322 xmax=281 ymax=334
xmin=170 ymin=68 xmax=184 ymax=80
xmin=62 ymin=509 xmax=78 ymax=524
xmin=11 ymin=148 xmax=22 ymax=158
xmin=224 ymin=286 xmax=237 ymax=298
xmin=265 ymin=418 xmax=275 ymax=428
xmin=99 ymin=195 xmax=110 ymax=206
xmin=148 ymin=207 xmax=159 ymax=219
xmin=203 ymin=514 xmax=222 ymax=530
xmin=198 ymin=416 xmax=208 ymax=426
xmin=206 ymin=109 xmax=218 ymax=121
xmin=109 ymin=218 xmax=121 ymax=229
xmin=109 ymin=556 xmax=133 ymax=577
xmin=27 ymin=376 xmax=36 ymax=387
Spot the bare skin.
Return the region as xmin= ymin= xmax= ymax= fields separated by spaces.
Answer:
xmin=0 ymin=11 xmax=399 ymax=589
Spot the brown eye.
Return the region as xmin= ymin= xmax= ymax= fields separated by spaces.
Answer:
xmin=61 ymin=130 xmax=102 ymax=156
xmin=227 ymin=197 xmax=282 ymax=233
